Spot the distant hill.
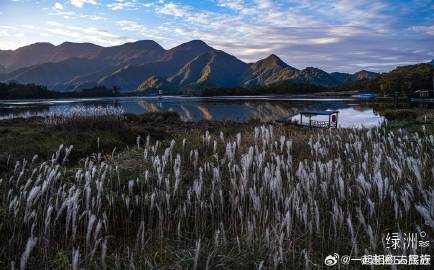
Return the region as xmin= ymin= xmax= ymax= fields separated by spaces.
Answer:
xmin=243 ymin=54 xmax=298 ymax=88
xmin=0 ymin=43 xmax=57 ymax=71
xmin=330 ymin=70 xmax=379 ymax=84
xmin=354 ymin=70 xmax=378 ymax=80
xmin=91 ymin=40 xmax=215 ymax=91
xmin=92 ymin=40 xmax=165 ymax=65
xmin=0 ymin=39 xmax=381 ymax=92
xmin=331 ymin=62 xmax=434 ymax=96
xmin=2 ymin=58 xmax=109 ymax=88
xmin=169 ymin=50 xmax=249 ymax=90
xmin=0 ymin=40 xmax=165 ymax=72
xmin=287 ymin=67 xmax=340 ymax=86
xmin=137 ymin=76 xmax=177 ymax=93
xmin=377 ymin=63 xmax=434 ymax=96
xmin=330 ymin=72 xmax=355 ymax=84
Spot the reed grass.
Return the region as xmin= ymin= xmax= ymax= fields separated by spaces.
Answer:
xmin=43 ymin=105 xmax=125 ymax=128
xmin=0 ymin=125 xmax=432 ymax=269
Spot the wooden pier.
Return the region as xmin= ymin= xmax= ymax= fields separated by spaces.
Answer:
xmin=299 ymin=110 xmax=339 ymax=128
xmin=276 ymin=110 xmax=340 ymax=128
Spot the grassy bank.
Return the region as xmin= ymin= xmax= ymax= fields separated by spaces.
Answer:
xmin=0 ymin=110 xmax=433 ymax=269
xmin=382 ymin=108 xmax=434 ymax=134
xmin=0 ymin=110 xmax=262 ymax=170
xmin=1 ymin=106 xmax=432 ymax=165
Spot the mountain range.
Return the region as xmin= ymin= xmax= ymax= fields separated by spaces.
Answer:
xmin=0 ymin=40 xmax=380 ymax=93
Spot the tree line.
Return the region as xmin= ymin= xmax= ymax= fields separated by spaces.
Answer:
xmin=202 ymin=63 xmax=434 ymax=97
xmin=0 ymin=82 xmax=121 ymax=99
xmin=333 ymin=63 xmax=434 ymax=96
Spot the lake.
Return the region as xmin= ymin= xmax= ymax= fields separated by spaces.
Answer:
xmin=0 ymin=95 xmax=427 ymax=128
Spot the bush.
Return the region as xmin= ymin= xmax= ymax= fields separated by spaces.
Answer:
xmin=44 ymin=105 xmax=125 ymax=129
xmin=384 ymin=109 xmax=418 ymax=121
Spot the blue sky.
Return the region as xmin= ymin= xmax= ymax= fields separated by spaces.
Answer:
xmin=0 ymin=0 xmax=433 ymax=72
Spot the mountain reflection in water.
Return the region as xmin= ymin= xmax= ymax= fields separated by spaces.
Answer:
xmin=0 ymin=96 xmax=417 ymax=128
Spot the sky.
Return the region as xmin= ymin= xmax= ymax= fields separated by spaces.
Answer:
xmin=0 ymin=0 xmax=433 ymax=73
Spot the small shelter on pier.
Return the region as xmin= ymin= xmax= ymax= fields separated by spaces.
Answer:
xmin=299 ymin=110 xmax=339 ymax=128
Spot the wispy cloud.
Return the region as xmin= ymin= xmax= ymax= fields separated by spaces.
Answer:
xmin=107 ymin=0 xmax=141 ymax=11
xmin=216 ymin=0 xmax=247 ymax=12
xmin=2 ymin=0 xmax=434 ymax=72
xmin=70 ymin=0 xmax=98 ymax=8
xmin=46 ymin=21 xmax=134 ymax=45
xmin=408 ymin=25 xmax=434 ymax=36
xmin=116 ymin=20 xmax=170 ymax=42
xmin=49 ymin=10 xmax=106 ymax=20
xmin=54 ymin=2 xmax=64 ymax=10
xmin=155 ymin=2 xmax=193 ymax=17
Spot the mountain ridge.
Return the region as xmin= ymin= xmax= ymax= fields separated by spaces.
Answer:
xmin=0 ymin=40 xmax=379 ymax=92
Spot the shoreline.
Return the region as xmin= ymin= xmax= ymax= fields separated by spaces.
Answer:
xmin=0 ymin=93 xmax=429 ymax=102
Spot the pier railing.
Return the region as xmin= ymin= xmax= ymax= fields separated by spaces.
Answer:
xmin=312 ymin=120 xmax=329 ymax=128
xmin=307 ymin=120 xmax=331 ymax=128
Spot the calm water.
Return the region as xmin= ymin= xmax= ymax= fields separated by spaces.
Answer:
xmin=0 ymin=95 xmax=424 ymax=128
